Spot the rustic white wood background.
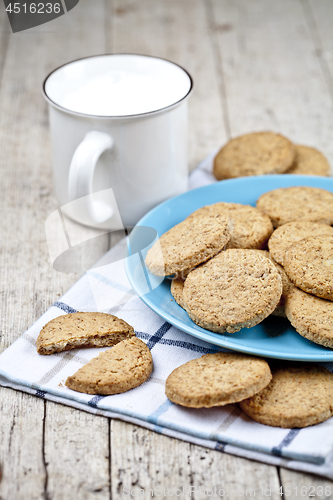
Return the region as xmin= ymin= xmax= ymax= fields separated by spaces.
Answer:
xmin=1 ymin=0 xmax=333 ymax=498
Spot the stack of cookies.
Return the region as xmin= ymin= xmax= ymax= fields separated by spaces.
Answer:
xmin=213 ymin=131 xmax=331 ymax=179
xmin=145 ymin=201 xmax=283 ymax=334
xmin=145 ymin=186 xmax=333 ymax=348
xmin=258 ymin=186 xmax=333 ymax=348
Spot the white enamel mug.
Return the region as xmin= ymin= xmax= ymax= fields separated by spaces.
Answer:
xmin=43 ymin=54 xmax=193 ymax=229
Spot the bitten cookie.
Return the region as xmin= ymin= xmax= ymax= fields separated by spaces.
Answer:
xmin=165 ymin=352 xmax=272 ymax=408
xmin=284 ymin=234 xmax=333 ymax=301
xmin=65 ymin=337 xmax=153 ymax=395
xmin=256 ymin=186 xmax=333 ymax=228
xmin=188 ymin=202 xmax=273 ymax=249
xmin=182 ymin=249 xmax=282 ymax=333
xmin=287 ymin=145 xmax=330 ymax=177
xmin=37 ymin=312 xmax=135 ymax=355
xmin=285 ymin=287 xmax=333 ymax=348
xmin=213 ymin=132 xmax=295 ymax=180
xmin=170 ymin=278 xmax=185 ymax=309
xmin=268 ymin=221 xmax=333 ymax=265
xmin=240 ymin=363 xmax=333 ymax=428
xmin=145 ymin=214 xmax=232 ymax=277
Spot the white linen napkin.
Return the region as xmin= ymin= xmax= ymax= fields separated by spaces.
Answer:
xmin=1 ymin=151 xmax=333 ymax=479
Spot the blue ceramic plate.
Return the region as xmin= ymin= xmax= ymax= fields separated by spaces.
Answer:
xmin=125 ymin=175 xmax=333 ymax=361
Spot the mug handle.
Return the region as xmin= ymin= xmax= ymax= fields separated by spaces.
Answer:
xmin=68 ymin=131 xmax=114 ymax=224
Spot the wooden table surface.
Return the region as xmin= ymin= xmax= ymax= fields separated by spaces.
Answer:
xmin=1 ymin=0 xmax=333 ymax=498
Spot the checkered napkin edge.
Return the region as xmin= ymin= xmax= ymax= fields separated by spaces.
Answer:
xmin=1 ymin=151 xmax=333 ymax=480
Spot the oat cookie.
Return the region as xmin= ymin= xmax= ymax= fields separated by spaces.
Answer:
xmin=287 ymin=145 xmax=330 ymax=176
xmin=213 ymin=132 xmax=295 ymax=180
xmin=256 ymin=186 xmax=333 ymax=227
xmin=37 ymin=312 xmax=135 ymax=355
xmin=188 ymin=202 xmax=273 ymax=249
xmin=285 ymin=287 xmax=333 ymax=348
xmin=145 ymin=215 xmax=232 ymax=277
xmin=165 ymin=353 xmax=272 ymax=408
xmin=170 ymin=278 xmax=185 ymax=309
xmin=171 ymin=251 xmax=290 ymax=318
xmin=65 ymin=337 xmax=153 ymax=395
xmin=255 ymin=251 xmax=294 ymax=317
xmin=268 ymin=221 xmax=333 ymax=265
xmin=240 ymin=363 xmax=333 ymax=428
xmin=284 ymin=234 xmax=333 ymax=300
xmin=182 ymin=249 xmax=282 ymax=333
xmin=271 ymin=261 xmax=294 ymax=317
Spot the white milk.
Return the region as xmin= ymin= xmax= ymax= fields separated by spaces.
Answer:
xmin=45 ymin=54 xmax=192 ymax=117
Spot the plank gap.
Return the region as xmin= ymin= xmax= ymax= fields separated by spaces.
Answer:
xmin=104 ymin=0 xmax=110 ymax=54
xmin=0 ymin=33 xmax=9 ymax=86
xmin=42 ymin=400 xmax=50 ymax=500
xmin=108 ymin=418 xmax=112 ymax=500
xmin=204 ymin=0 xmax=231 ymax=140
xmin=188 ymin=443 xmax=196 ymax=493
xmin=277 ymin=467 xmax=284 ymax=499
xmin=105 ymin=0 xmax=114 ymax=53
xmin=0 ymin=5 xmax=11 ymax=89
xmin=300 ymin=0 xmax=333 ymax=105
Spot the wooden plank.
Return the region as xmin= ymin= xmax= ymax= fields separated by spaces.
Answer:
xmin=279 ymin=468 xmax=333 ymax=498
xmin=109 ymin=0 xmax=227 ymax=171
xmin=111 ymin=420 xmax=281 ymax=499
xmin=0 ymin=388 xmax=45 ymax=500
xmin=188 ymin=443 xmax=280 ymax=499
xmin=44 ymin=402 xmax=110 ymax=500
xmin=110 ymin=421 xmax=193 ymax=498
xmin=0 ymin=1 xmax=110 ymax=498
xmin=210 ymin=0 xmax=333 ymax=168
